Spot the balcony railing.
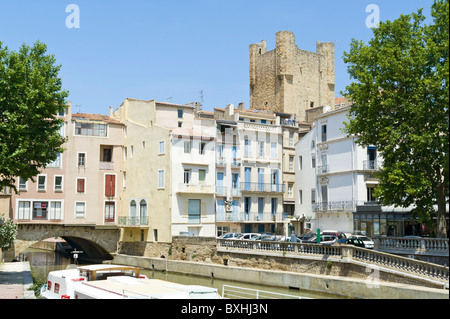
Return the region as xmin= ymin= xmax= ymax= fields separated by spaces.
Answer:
xmin=240 ymin=182 xmax=285 ymax=193
xmin=363 ymin=160 xmax=382 ymax=171
xmin=216 ymin=186 xmax=242 ymax=197
xmin=177 ymin=183 xmax=215 ymax=194
xmin=312 ymin=201 xmax=357 ymax=212
xmin=99 ymin=161 xmax=114 ymax=170
xmin=216 ymin=211 xmax=289 ymax=222
xmin=317 ymin=165 xmax=328 ymax=174
xmin=118 ymin=216 xmax=149 ymax=226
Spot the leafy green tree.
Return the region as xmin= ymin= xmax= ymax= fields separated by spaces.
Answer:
xmin=0 ymin=214 xmax=17 ymax=252
xmin=343 ymin=0 xmax=448 ymax=237
xmin=0 ymin=41 xmax=68 ymax=192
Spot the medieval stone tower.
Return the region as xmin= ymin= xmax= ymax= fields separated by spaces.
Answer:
xmin=249 ymin=31 xmax=335 ymax=121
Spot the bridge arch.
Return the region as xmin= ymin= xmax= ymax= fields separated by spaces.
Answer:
xmin=10 ymin=224 xmax=119 ymax=262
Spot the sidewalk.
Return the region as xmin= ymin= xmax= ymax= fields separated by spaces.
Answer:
xmin=0 ymin=262 xmax=36 ymax=299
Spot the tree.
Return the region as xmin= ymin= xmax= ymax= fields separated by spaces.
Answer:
xmin=0 ymin=214 xmax=17 ymax=252
xmin=0 ymin=41 xmax=69 ymax=192
xmin=342 ymin=0 xmax=448 ymax=237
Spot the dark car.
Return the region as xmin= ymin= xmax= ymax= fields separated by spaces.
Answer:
xmin=335 ymin=238 xmax=365 ymax=248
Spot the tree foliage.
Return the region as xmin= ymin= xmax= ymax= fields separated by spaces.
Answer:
xmin=0 ymin=41 xmax=68 ymax=192
xmin=343 ymin=0 xmax=448 ymax=237
xmin=0 ymin=215 xmax=17 ymax=251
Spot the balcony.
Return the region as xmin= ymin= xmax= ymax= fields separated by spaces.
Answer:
xmin=312 ymin=201 xmax=357 ymax=212
xmin=216 ymin=186 xmax=242 ymax=197
xmin=216 ymin=211 xmax=289 ymax=222
xmin=317 ymin=165 xmax=328 ymax=174
xmin=177 ymin=183 xmax=215 ymax=194
xmin=99 ymin=161 xmax=114 ymax=170
xmin=118 ymin=216 xmax=149 ymax=227
xmin=240 ymin=182 xmax=285 ymax=193
xmin=363 ymin=160 xmax=382 ymax=171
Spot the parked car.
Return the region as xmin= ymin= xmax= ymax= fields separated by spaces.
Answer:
xmin=218 ymin=233 xmax=242 ymax=239
xmin=253 ymin=235 xmax=277 ymax=241
xmin=335 ymin=238 xmax=365 ymax=248
xmin=348 ymin=235 xmax=374 ymax=249
xmin=237 ymin=233 xmax=261 ymax=240
xmin=305 ymin=235 xmax=337 ymax=244
xmin=321 ymin=230 xmax=347 ymax=240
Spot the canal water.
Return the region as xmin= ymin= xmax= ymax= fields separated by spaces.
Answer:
xmin=23 ymin=248 xmax=343 ymax=299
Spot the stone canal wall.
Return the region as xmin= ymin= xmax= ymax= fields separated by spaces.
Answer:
xmin=111 ymin=254 xmax=448 ymax=299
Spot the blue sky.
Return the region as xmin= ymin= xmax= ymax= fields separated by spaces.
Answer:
xmin=0 ymin=0 xmax=435 ymax=115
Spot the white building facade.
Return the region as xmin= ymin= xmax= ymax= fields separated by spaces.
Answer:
xmin=171 ymin=120 xmax=217 ymax=237
xmin=295 ymin=106 xmax=383 ymax=235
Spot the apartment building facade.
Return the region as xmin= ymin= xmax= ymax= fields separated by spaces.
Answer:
xmin=11 ymin=102 xmax=124 ymax=227
xmin=214 ymin=104 xmax=287 ymax=235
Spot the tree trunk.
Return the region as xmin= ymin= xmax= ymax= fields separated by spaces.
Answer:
xmin=436 ymin=183 xmax=448 ymax=238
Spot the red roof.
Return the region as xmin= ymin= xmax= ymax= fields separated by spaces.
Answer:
xmin=72 ymin=113 xmax=123 ymax=125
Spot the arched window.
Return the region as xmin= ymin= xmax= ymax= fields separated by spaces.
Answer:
xmin=139 ymin=200 xmax=147 ymax=217
xmin=130 ymin=200 xmax=136 ymax=217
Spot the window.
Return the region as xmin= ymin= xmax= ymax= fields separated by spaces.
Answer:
xmin=37 ymin=175 xmax=46 ymax=192
xmin=310 ymin=101 xmax=314 ymax=108
xmin=105 ymin=175 xmax=116 ymax=197
xmin=184 ymin=141 xmax=192 ymax=153
xmin=367 ymin=186 xmax=377 ymax=202
xmin=54 ymin=283 xmax=60 ymax=294
xmin=184 ymin=169 xmax=191 ymax=184
xmin=178 ymin=122 xmax=182 ymax=128
xmin=298 ymin=189 xmax=302 ymax=203
xmin=77 ymin=178 xmax=85 ymax=193
xmin=130 ymin=146 xmax=134 ymax=158
xmin=48 ymin=153 xmax=62 ymax=167
xmin=299 ymin=156 xmax=303 ymax=170
xmin=49 ymin=202 xmax=62 ymax=220
xmin=244 ymin=138 xmax=250 ymax=157
xmin=54 ymin=176 xmax=63 ymax=192
xmin=198 ymin=169 xmax=206 ymax=184
xmin=271 ymin=198 xmax=277 ymax=216
xmin=18 ymin=177 xmax=27 ymax=191
xmin=158 ymin=170 xmax=165 ymax=188
xmin=312 ymin=156 xmax=316 ymax=168
xmin=321 ymin=185 xmax=328 ymax=208
xmin=78 ymin=153 xmax=86 ymax=167
xmin=321 ymin=124 xmax=327 ymax=142
xmin=75 ymin=122 xmax=107 ymax=136
xmin=33 ymin=201 xmax=48 ymax=219
xmin=102 ymin=148 xmax=112 ymax=162
xmin=311 ymin=189 xmax=316 ymax=203
xmin=188 ymin=199 xmax=201 ymax=224
xmin=289 ymin=156 xmax=294 ymax=171
xmin=75 ymin=202 xmax=85 ymax=218
xmin=153 ymin=229 xmax=158 ymax=242
xmin=289 ymin=132 xmax=294 ymax=147
xmin=158 ymin=141 xmax=165 ymax=154
xmin=232 ymin=173 xmax=239 ymax=189
xmin=271 ymin=142 xmax=277 ymax=159
xmin=178 ymin=109 xmax=183 ymax=119
xmin=105 ymin=202 xmax=115 ymax=222
xmin=139 ymin=200 xmax=147 ymax=218
xmin=288 ymin=183 xmax=294 ymax=198
xmin=258 ymin=140 xmax=265 ymax=157
xmin=199 ymin=142 xmax=206 ymax=155
xmin=18 ymin=201 xmax=31 ymax=219
xmin=130 ymin=200 xmax=136 ymax=217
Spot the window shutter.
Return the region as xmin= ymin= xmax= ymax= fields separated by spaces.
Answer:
xmin=77 ymin=179 xmax=85 ymax=193
xmin=201 ymin=201 xmax=206 ymax=216
xmin=105 ymin=175 xmax=116 ymax=197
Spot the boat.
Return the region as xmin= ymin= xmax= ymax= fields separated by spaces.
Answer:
xmin=40 ymin=264 xmax=221 ymax=299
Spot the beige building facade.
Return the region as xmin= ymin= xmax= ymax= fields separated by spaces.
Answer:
xmin=11 ymin=102 xmax=124 ymax=228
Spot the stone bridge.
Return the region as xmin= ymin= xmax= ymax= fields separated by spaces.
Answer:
xmin=8 ymin=223 xmax=120 ymax=262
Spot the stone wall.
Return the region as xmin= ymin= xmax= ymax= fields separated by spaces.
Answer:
xmin=250 ymin=31 xmax=335 ymax=121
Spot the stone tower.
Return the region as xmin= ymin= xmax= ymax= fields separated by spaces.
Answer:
xmin=249 ymin=31 xmax=335 ymax=121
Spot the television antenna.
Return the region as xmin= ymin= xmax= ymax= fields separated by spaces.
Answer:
xmin=199 ymin=90 xmax=204 ymax=107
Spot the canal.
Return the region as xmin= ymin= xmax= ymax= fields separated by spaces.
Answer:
xmin=23 ymin=247 xmax=343 ymax=299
